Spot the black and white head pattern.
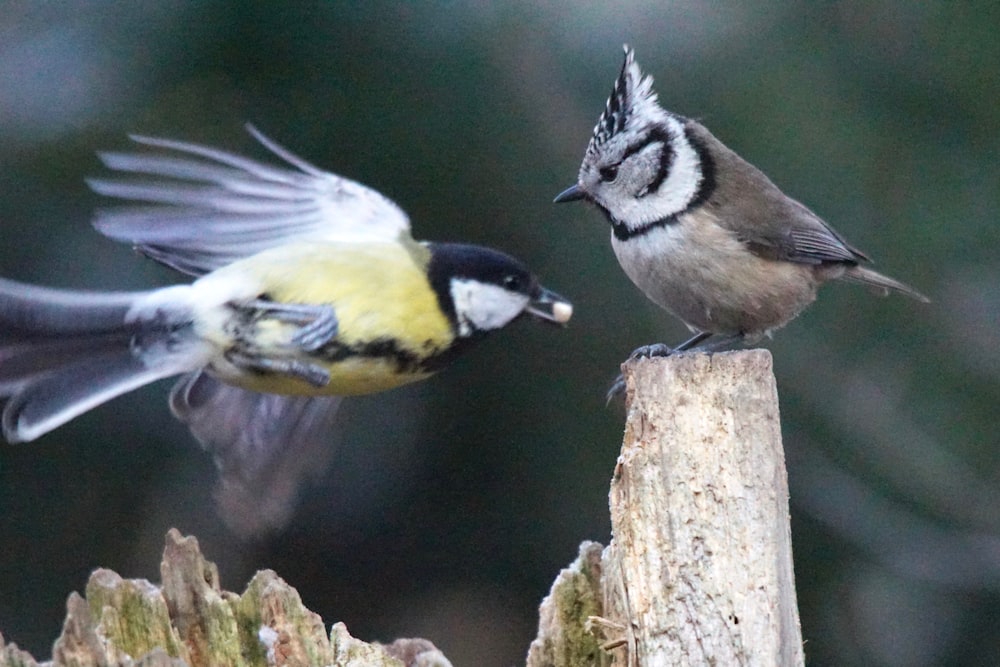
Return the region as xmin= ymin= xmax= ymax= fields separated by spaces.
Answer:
xmin=428 ymin=244 xmax=537 ymax=338
xmin=578 ymin=46 xmax=715 ymax=240
xmin=449 ymin=275 xmax=532 ymax=337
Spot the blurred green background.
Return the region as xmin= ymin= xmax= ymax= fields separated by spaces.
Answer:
xmin=1 ymin=3 xmax=998 ymax=665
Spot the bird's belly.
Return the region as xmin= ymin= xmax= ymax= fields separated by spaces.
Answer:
xmin=217 ymin=351 xmax=434 ymax=397
xmin=320 ymin=358 xmax=434 ymax=395
xmin=189 ymin=241 xmax=453 ymax=397
xmin=611 ymin=222 xmax=818 ymax=335
xmin=206 ymin=312 xmax=445 ymax=397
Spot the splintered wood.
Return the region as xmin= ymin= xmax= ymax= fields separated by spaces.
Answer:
xmin=529 ymin=351 xmax=804 ymax=667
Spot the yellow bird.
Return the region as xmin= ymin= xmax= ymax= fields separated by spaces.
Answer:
xmin=0 ymin=125 xmax=572 ymax=532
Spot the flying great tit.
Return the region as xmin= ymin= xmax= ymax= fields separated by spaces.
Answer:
xmin=0 ymin=125 xmax=572 ymax=533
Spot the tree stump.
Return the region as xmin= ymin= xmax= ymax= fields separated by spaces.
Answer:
xmin=0 ymin=529 xmax=453 ymax=667
xmin=529 ymin=351 xmax=804 ymax=667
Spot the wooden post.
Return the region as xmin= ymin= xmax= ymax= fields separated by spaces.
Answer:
xmin=528 ymin=350 xmax=804 ymax=666
xmin=604 ymin=351 xmax=802 ymax=665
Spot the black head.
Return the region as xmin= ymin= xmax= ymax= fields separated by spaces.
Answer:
xmin=427 ymin=243 xmax=572 ymax=337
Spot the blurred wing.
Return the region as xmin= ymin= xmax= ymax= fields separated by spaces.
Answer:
xmin=88 ymin=124 xmax=412 ymax=276
xmin=169 ymin=371 xmax=343 ymax=536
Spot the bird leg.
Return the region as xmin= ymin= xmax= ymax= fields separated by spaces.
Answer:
xmin=607 ymin=331 xmax=744 ymax=402
xmin=625 ymin=330 xmax=715 ymax=361
xmin=225 ymin=350 xmax=331 ymax=388
xmin=239 ymin=299 xmax=339 ymax=352
xmin=626 ymin=342 xmax=675 ymax=360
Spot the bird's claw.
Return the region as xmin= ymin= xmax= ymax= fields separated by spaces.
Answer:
xmin=226 ymin=351 xmax=331 ymax=388
xmin=607 ymin=337 xmax=715 ymax=405
xmin=239 ymin=299 xmax=339 ymax=351
xmin=627 ymin=343 xmax=674 ymax=360
xmin=607 ymin=343 xmax=677 ymax=404
xmin=290 ymin=306 xmax=338 ymax=352
xmin=606 ymin=374 xmax=627 ymax=405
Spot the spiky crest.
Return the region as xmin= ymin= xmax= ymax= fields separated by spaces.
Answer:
xmin=586 ymin=45 xmax=668 ymax=160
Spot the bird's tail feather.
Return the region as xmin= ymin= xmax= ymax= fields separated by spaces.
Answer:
xmin=0 ymin=278 xmax=144 ymax=336
xmin=0 ymin=279 xmax=201 ymax=442
xmin=3 ymin=350 xmax=192 ymax=442
xmin=842 ymin=266 xmax=930 ymax=303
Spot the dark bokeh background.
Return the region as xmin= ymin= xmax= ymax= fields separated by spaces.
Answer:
xmin=1 ymin=3 xmax=998 ymax=665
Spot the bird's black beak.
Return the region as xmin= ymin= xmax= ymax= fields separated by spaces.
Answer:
xmin=553 ymin=183 xmax=586 ymax=203
xmin=526 ymin=286 xmax=573 ymax=325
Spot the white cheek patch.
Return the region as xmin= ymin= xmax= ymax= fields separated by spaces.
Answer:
xmin=450 ymin=279 xmax=528 ymax=336
xmin=639 ymin=115 xmax=702 ymax=223
xmin=603 ymin=115 xmax=703 ymax=229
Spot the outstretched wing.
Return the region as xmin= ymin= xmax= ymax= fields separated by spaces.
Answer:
xmin=88 ymin=124 xmax=412 ymax=276
xmin=169 ymin=371 xmax=344 ymax=536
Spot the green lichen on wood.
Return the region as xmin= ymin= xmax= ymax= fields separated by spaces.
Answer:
xmin=0 ymin=528 xmax=449 ymax=667
xmin=233 ymin=569 xmax=331 ymax=665
xmin=526 ymin=540 xmax=610 ymax=667
xmin=157 ymin=531 xmax=245 ymax=666
xmin=86 ymin=569 xmax=186 ymax=662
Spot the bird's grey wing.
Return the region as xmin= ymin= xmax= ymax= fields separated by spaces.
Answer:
xmin=738 ymin=198 xmax=869 ymax=265
xmin=88 ymin=124 xmax=411 ymax=276
xmin=169 ymin=371 xmax=343 ymax=536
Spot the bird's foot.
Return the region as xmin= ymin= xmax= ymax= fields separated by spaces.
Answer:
xmin=606 ymin=343 xmax=675 ymax=403
xmin=226 ymin=350 xmax=331 ymax=388
xmin=289 ymin=306 xmax=338 ymax=351
xmin=241 ymin=299 xmax=339 ymax=352
xmin=627 ymin=342 xmax=675 ymax=360
xmin=606 ymin=375 xmax=628 ymax=404
xmin=605 ymin=334 xmax=718 ymax=404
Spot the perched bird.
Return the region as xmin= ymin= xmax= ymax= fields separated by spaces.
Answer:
xmin=1 ymin=125 xmax=572 ymax=533
xmin=555 ymin=47 xmax=926 ymax=395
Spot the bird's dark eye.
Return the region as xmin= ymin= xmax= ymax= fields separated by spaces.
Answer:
xmin=599 ymin=165 xmax=619 ymax=182
xmin=503 ymin=274 xmax=524 ymax=291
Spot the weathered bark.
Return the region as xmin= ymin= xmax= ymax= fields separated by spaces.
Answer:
xmin=529 ymin=351 xmax=804 ymax=666
xmin=0 ymin=529 xmax=452 ymax=667
xmin=526 ymin=541 xmax=608 ymax=667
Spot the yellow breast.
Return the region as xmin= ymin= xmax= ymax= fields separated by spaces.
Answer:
xmin=195 ymin=240 xmax=455 ymax=396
